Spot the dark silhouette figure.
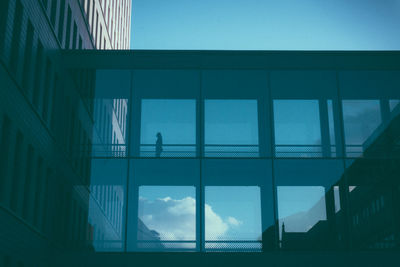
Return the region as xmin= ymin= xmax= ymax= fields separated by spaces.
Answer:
xmin=155 ymin=132 xmax=163 ymax=157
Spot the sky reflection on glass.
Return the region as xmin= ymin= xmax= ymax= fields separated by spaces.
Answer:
xmin=278 ymin=186 xmax=327 ymax=233
xmin=141 ymin=99 xmax=196 ymax=145
xmin=205 ymin=100 xmax=258 ymax=145
xmin=274 ymin=100 xmax=321 ymax=145
xmin=342 ymin=100 xmax=381 ymax=145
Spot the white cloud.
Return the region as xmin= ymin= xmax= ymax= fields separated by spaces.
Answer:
xmin=204 ymin=204 xmax=228 ymax=240
xmin=227 ymin=216 xmax=242 ymax=227
xmin=139 ymin=196 xmax=196 ymax=240
xmin=139 ymin=196 xmax=242 ymax=242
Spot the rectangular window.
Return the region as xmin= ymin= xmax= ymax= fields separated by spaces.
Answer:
xmin=33 ymin=156 xmax=43 ymax=227
xmin=91 ymin=3 xmax=96 ymax=39
xmin=22 ymin=145 xmax=34 ymax=220
xmin=274 ymin=159 xmax=345 ymax=250
xmin=95 ymin=11 xmax=99 ymax=48
xmin=42 ymin=0 xmax=48 ymax=10
xmin=140 ymin=99 xmax=196 ymax=157
xmin=205 ymin=186 xmax=262 ymax=251
xmin=128 ymin=159 xmax=199 ymax=252
xmin=42 ymin=58 xmax=52 ymax=122
xmin=205 ymin=100 xmax=259 ymax=157
xmin=72 ymin=22 xmax=77 ymax=49
xmin=0 ymin=115 xmax=11 ymax=200
xmin=88 ymin=159 xmax=127 ymax=251
xmin=65 ymin=6 xmax=72 ymax=49
xmin=202 ymin=159 xmax=273 ymax=251
xmin=86 ymin=0 xmax=91 ymax=21
xmin=10 ymin=131 xmax=24 ymax=212
xmin=69 ymin=112 xmax=76 ymax=155
xmin=78 ymin=36 xmax=83 ymax=49
xmin=50 ymin=75 xmax=58 ymax=131
xmin=9 ymin=0 xmax=23 ymax=73
xmin=273 ymin=100 xmax=322 ymax=157
xmin=32 ymin=41 xmax=44 ymax=108
xmin=22 ymin=20 xmax=34 ymax=91
xmin=137 ymin=186 xmax=196 ymax=250
xmin=0 ymin=0 xmax=11 ymax=53
xmin=57 ymin=0 xmax=65 ymax=43
xmin=389 ymin=99 xmax=400 ymax=112
xmin=50 ymin=0 xmax=57 ymax=27
xmin=99 ymin=25 xmax=103 ymax=49
xmin=342 ymin=100 xmax=382 ymax=157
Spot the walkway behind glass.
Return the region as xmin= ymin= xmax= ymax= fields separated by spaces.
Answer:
xmin=63 ymin=51 xmax=400 ymax=255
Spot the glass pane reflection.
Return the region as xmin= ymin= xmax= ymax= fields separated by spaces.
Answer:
xmin=345 ymin=158 xmax=400 ymax=250
xmin=92 ymin=70 xmax=130 ymax=157
xmin=87 ymin=159 xmax=127 ymax=251
xmin=140 ymin=99 xmax=196 ymax=157
xmin=205 ymin=186 xmax=262 ymax=251
xmin=278 ymin=186 xmax=327 ymax=248
xmin=205 ymin=100 xmax=259 ymax=157
xmin=273 ymin=100 xmax=322 ymax=157
xmin=275 ymin=159 xmax=346 ymax=250
xmin=137 ymin=186 xmax=196 ymax=250
xmin=342 ymin=100 xmax=382 ymax=157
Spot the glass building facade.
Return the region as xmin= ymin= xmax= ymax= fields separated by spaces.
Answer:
xmin=65 ymin=51 xmax=400 ymax=253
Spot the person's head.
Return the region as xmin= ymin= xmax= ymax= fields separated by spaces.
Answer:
xmin=156 ymin=132 xmax=162 ymax=138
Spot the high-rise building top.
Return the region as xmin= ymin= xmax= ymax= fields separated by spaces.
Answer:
xmin=82 ymin=0 xmax=131 ymax=49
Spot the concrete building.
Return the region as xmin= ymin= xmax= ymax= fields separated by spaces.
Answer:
xmin=0 ymin=0 xmax=130 ymax=266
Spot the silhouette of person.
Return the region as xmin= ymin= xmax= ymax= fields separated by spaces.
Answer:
xmin=155 ymin=132 xmax=163 ymax=157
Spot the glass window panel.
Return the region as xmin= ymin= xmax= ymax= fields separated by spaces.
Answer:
xmin=202 ymin=70 xmax=271 ymax=157
xmin=277 ymin=185 xmax=327 ymax=232
xmin=342 ymin=100 xmax=382 ymax=157
xmin=345 ymin=158 xmax=400 ymax=250
xmin=93 ymin=70 xmax=130 ymax=157
xmin=127 ymin=159 xmax=200 ymax=252
xmin=274 ymin=159 xmax=345 ymax=250
xmin=202 ymin=159 xmax=275 ymax=251
xmin=140 ymin=99 xmax=196 ymax=157
xmin=339 ymin=71 xmax=400 ymax=158
xmin=389 ymin=99 xmax=400 ymax=113
xmin=205 ymin=186 xmax=262 ymax=251
xmin=137 ymin=186 xmax=196 ymax=250
xmin=273 ymin=100 xmax=321 ymax=157
xmin=271 ymin=71 xmax=342 ymax=158
xmin=132 ymin=70 xmax=200 ymax=157
xmin=87 ymin=159 xmax=127 ymax=252
xmin=205 ymin=100 xmax=259 ymax=157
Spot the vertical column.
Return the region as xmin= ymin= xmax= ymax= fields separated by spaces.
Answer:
xmin=332 ymin=99 xmax=344 ymax=157
xmin=380 ymin=99 xmax=391 ymax=127
xmin=258 ymin=95 xmax=270 ymax=157
xmin=26 ymin=152 xmax=38 ymax=224
xmin=198 ymin=71 xmax=205 ymax=251
xmin=22 ymin=145 xmax=34 ymax=221
xmin=130 ymin=74 xmax=141 ymax=157
xmin=0 ymin=115 xmax=12 ymax=206
xmin=319 ymin=99 xmax=331 ymax=158
xmin=10 ymin=131 xmax=25 ymax=214
xmin=126 ymin=172 xmax=139 ymax=251
xmin=260 ymin=184 xmax=273 ymax=250
xmin=0 ymin=0 xmax=10 ymax=55
xmin=324 ymin=186 xmax=336 ymax=248
xmin=33 ymin=157 xmax=44 ymax=228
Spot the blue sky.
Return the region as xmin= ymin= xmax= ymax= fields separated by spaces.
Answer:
xmin=130 ymin=0 xmax=400 ymax=50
